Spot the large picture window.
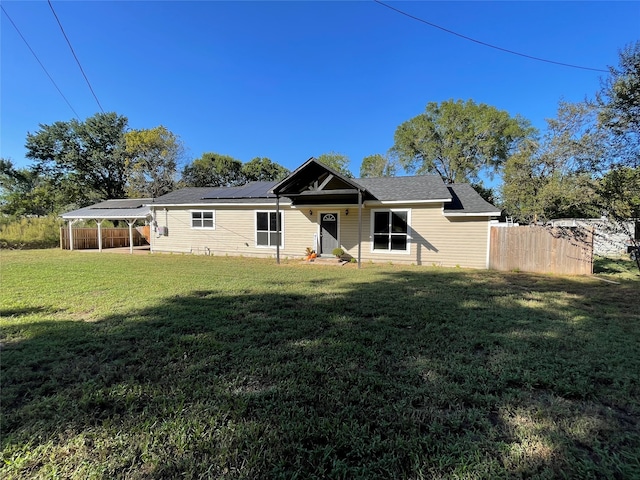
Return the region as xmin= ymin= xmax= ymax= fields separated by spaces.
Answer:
xmin=191 ymin=211 xmax=215 ymax=229
xmin=372 ymin=210 xmax=409 ymax=252
xmin=256 ymin=211 xmax=283 ymax=247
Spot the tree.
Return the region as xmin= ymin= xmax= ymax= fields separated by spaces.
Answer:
xmin=242 ymin=157 xmax=289 ymax=182
xmin=594 ymin=166 xmax=640 ymax=269
xmin=392 ymin=99 xmax=533 ymax=183
xmin=125 ymin=126 xmax=183 ymax=198
xmin=501 ymin=102 xmax=602 ymax=223
xmin=359 ymin=153 xmax=396 ymax=178
xmin=181 ymin=153 xmax=244 ymax=187
xmin=596 ymin=41 xmax=640 ymax=168
xmin=316 ymin=152 xmax=353 ymax=178
xmin=0 ymin=158 xmax=78 ymax=217
xmin=25 ymin=112 xmax=129 ymax=203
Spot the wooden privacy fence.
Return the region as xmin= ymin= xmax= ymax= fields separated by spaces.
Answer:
xmin=489 ymin=226 xmax=593 ymax=275
xmin=60 ymin=228 xmax=148 ymax=250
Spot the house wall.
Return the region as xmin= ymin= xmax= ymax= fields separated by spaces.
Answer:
xmin=340 ymin=204 xmax=490 ymax=268
xmin=150 ymin=204 xmax=491 ymax=268
xmin=150 ymin=206 xmax=318 ymax=258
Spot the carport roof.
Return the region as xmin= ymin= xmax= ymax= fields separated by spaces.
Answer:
xmin=60 ymin=198 xmax=153 ymax=220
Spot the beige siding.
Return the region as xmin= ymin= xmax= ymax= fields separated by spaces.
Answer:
xmin=150 ymin=206 xmax=317 ymax=258
xmin=340 ymin=205 xmax=490 ymax=268
xmin=150 ymin=204 xmax=491 ymax=268
xmin=411 ymin=206 xmax=489 ymax=269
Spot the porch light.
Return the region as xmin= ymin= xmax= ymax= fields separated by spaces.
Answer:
xmin=309 ymin=210 xmax=313 ymax=216
xmin=345 ymin=209 xmax=349 ymax=216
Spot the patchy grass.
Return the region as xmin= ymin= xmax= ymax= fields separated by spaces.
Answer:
xmin=1 ymin=250 xmax=639 ymax=479
xmin=594 ymin=255 xmax=640 ymax=281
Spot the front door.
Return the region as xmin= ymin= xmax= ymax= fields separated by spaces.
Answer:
xmin=320 ymin=213 xmax=338 ymax=255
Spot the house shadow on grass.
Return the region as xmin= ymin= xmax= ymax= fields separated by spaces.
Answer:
xmin=2 ymin=269 xmax=639 ymax=479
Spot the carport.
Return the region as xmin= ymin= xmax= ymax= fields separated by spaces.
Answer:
xmin=60 ymin=199 xmax=152 ymax=254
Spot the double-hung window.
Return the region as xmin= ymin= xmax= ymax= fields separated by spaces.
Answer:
xmin=191 ymin=211 xmax=215 ymax=229
xmin=372 ymin=210 xmax=410 ymax=253
xmin=256 ymin=211 xmax=283 ymax=247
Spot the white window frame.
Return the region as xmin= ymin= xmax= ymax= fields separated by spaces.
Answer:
xmin=370 ymin=208 xmax=411 ymax=254
xmin=190 ymin=210 xmax=215 ymax=229
xmin=255 ymin=210 xmax=284 ymax=248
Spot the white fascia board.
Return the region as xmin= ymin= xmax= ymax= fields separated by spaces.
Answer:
xmin=365 ymin=198 xmax=451 ymax=206
xmin=147 ymin=202 xmax=283 ymax=208
xmin=443 ymin=211 xmax=501 ymax=217
xmin=61 ymin=214 xmax=150 ymax=220
xmin=289 ymin=203 xmax=354 ymax=209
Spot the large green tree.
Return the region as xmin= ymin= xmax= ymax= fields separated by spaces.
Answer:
xmin=25 ymin=112 xmax=129 ymax=203
xmin=0 ymin=158 xmax=77 ymax=216
xmin=501 ymin=102 xmax=603 ymax=223
xmin=597 ymin=41 xmax=640 ymax=168
xmin=241 ymin=157 xmax=289 ymax=182
xmin=125 ymin=125 xmax=183 ymax=198
xmin=181 ymin=153 xmax=244 ymax=187
xmin=392 ymin=99 xmax=533 ymax=184
xmin=316 ymin=152 xmax=353 ymax=178
xmin=359 ymin=153 xmax=396 ymax=178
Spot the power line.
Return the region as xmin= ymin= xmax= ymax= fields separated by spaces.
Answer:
xmin=373 ymin=0 xmax=609 ymax=73
xmin=47 ymin=0 xmax=105 ymax=112
xmin=1 ymin=5 xmax=80 ymax=119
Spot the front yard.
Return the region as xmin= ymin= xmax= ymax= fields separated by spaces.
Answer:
xmin=1 ymin=250 xmax=638 ymax=479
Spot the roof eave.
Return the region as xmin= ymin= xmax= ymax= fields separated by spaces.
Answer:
xmin=443 ymin=211 xmax=502 ymax=217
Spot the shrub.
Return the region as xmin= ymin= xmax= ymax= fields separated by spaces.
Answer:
xmin=332 ymin=247 xmax=345 ymax=258
xmin=0 ymin=216 xmax=63 ymax=249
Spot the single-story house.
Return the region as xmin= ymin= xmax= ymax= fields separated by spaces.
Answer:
xmin=146 ymin=158 xmax=500 ymax=268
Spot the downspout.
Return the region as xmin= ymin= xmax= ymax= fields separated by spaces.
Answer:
xmin=276 ymin=195 xmax=280 ymax=265
xmin=358 ymin=189 xmax=362 ymax=269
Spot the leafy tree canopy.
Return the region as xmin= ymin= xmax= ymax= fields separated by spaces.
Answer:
xmin=242 ymin=157 xmax=289 ymax=182
xmin=181 ymin=153 xmax=244 ymax=187
xmin=596 ymin=166 xmax=640 ymax=220
xmin=25 ymin=112 xmax=129 ymax=203
xmin=0 ymin=158 xmax=78 ymax=217
xmin=360 ymin=153 xmax=396 ymax=178
xmin=597 ymin=41 xmax=640 ymax=168
xmin=392 ymin=99 xmax=533 ymax=184
xmin=501 ymin=102 xmax=605 ymax=223
xmin=125 ymin=125 xmax=183 ymax=198
xmin=316 ymin=152 xmax=353 ymax=178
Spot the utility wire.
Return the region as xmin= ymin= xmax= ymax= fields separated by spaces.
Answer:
xmin=47 ymin=0 xmax=105 ymax=112
xmin=1 ymin=5 xmax=80 ymax=119
xmin=373 ymin=0 xmax=609 ymax=73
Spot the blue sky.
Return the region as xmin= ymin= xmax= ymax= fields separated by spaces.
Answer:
xmin=1 ymin=1 xmax=639 ymax=185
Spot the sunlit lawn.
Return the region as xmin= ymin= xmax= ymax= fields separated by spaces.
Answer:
xmin=1 ymin=250 xmax=639 ymax=479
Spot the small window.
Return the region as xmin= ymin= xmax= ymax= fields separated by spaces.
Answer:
xmin=372 ymin=210 xmax=409 ymax=252
xmin=191 ymin=211 xmax=215 ymax=229
xmin=256 ymin=211 xmax=283 ymax=247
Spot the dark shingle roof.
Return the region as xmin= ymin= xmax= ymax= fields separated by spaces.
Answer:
xmin=202 ymin=181 xmax=278 ymax=199
xmin=443 ymin=184 xmax=500 ymax=215
xmin=355 ymin=176 xmax=451 ymax=202
xmin=151 ymin=185 xmax=284 ymax=205
xmin=149 ymin=177 xmax=497 ymax=214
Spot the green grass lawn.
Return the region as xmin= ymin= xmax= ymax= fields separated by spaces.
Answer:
xmin=1 ymin=250 xmax=639 ymax=479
